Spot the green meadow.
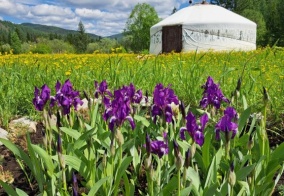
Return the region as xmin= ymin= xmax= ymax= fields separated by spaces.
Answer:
xmin=0 ymin=48 xmax=283 ymax=129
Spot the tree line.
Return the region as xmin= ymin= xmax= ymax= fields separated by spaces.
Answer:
xmin=0 ymin=1 xmax=283 ymax=54
xmin=217 ymin=0 xmax=284 ymax=46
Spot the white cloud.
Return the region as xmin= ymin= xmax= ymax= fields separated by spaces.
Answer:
xmin=0 ymin=0 xmax=29 ymax=15
xmin=75 ymin=8 xmax=128 ymax=21
xmin=60 ymin=0 xmax=120 ymax=9
xmin=75 ymin=9 xmax=104 ymax=19
xmin=30 ymin=4 xmax=74 ymax=17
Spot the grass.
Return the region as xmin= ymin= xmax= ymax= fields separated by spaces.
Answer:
xmin=0 ymin=48 xmax=283 ymax=130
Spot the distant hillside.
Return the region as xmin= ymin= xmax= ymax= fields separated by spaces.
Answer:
xmin=21 ymin=23 xmax=101 ymax=40
xmin=0 ymin=20 xmax=45 ymax=36
xmin=0 ymin=20 xmax=123 ymax=41
xmin=107 ymin=32 xmax=124 ymax=40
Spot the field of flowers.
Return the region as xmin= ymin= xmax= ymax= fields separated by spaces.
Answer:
xmin=1 ymin=48 xmax=284 ymax=127
xmin=0 ymin=47 xmax=284 ymax=195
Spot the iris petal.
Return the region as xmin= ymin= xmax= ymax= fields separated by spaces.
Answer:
xmin=125 ymin=116 xmax=135 ymax=130
xmin=180 ymin=127 xmax=187 ymax=140
xmin=194 ymin=131 xmax=204 ymax=146
xmin=109 ymin=116 xmax=117 ymax=131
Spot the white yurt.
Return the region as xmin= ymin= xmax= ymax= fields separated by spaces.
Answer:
xmin=149 ymin=3 xmax=257 ymax=54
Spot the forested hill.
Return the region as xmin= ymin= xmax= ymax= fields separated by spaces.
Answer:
xmin=0 ymin=20 xmax=102 ymax=41
xmin=20 ymin=23 xmax=101 ymax=40
xmin=0 ymin=20 xmax=43 ymax=42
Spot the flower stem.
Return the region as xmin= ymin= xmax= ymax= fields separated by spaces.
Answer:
xmin=62 ymin=168 xmax=67 ymax=191
xmin=230 ymin=184 xmax=234 ymax=196
xmin=225 ymin=131 xmax=230 ymax=160
xmin=261 ymin=104 xmax=267 ymax=157
xmin=147 ymin=170 xmax=154 ymax=196
xmin=225 ymin=140 xmax=230 ymax=160
xmin=113 ymin=145 xmax=122 ymax=196
xmin=182 ymin=167 xmax=187 ymax=188
xmin=43 ymin=109 xmax=52 ymax=155
xmin=119 ymin=145 xmax=122 ymax=166
xmin=177 ymin=169 xmax=181 ymax=196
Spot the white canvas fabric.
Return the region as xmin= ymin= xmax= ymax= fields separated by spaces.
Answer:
xmin=150 ymin=4 xmax=256 ymax=54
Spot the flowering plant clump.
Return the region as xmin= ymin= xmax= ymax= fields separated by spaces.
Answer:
xmin=102 ymin=83 xmax=141 ymax=132
xmin=144 ymin=132 xmax=169 ymax=158
xmin=1 ymin=76 xmax=283 ymax=196
xmin=215 ymin=106 xmax=238 ymax=140
xmin=104 ymin=88 xmax=135 ymax=131
xmin=32 ymin=79 xmax=83 ymax=115
xmin=50 ymin=79 xmax=83 ymax=115
xmin=151 ymin=83 xmax=179 ymax=124
xmin=121 ymin=83 xmax=143 ymax=105
xmin=94 ymin=80 xmax=113 ymax=106
xmin=200 ymin=76 xmax=229 ymax=109
xmin=32 ymin=84 xmax=51 ymax=111
xmin=180 ymin=112 xmax=208 ymax=146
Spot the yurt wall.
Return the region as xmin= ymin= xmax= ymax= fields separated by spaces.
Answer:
xmin=149 ymin=4 xmax=257 ymax=54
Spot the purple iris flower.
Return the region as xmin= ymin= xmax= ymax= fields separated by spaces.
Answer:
xmin=200 ymin=76 xmax=229 ymax=109
xmin=103 ymin=88 xmax=135 ymax=132
xmin=121 ymin=83 xmax=143 ymax=104
xmin=180 ymin=112 xmax=208 ymax=146
xmin=150 ymin=140 xmax=169 ymax=158
xmin=224 ymin=106 xmax=238 ymax=121
xmin=144 ymin=139 xmax=168 ymax=158
xmin=94 ymin=80 xmax=108 ymax=98
xmin=144 ymin=132 xmax=169 ymax=158
xmin=151 ymin=83 xmax=179 ymax=123
xmin=215 ymin=107 xmax=238 ymax=140
xmin=33 ymin=84 xmax=51 ymax=111
xmin=50 ymin=79 xmax=83 ymax=115
xmin=94 ymin=80 xmax=113 ymax=107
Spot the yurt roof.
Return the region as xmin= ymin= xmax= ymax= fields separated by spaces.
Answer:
xmin=151 ymin=4 xmax=256 ymax=28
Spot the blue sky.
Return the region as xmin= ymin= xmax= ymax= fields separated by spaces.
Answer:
xmin=0 ymin=0 xmax=209 ymax=36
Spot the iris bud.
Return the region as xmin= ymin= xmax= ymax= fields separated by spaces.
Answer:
xmin=191 ymin=142 xmax=196 ymax=158
xmin=56 ymin=110 xmax=61 ymax=128
xmin=263 ymin=86 xmax=269 ymax=105
xmin=175 ymin=154 xmax=184 ymax=170
xmin=171 ymin=102 xmax=179 ymax=119
xmin=110 ymin=140 xmax=115 ymax=156
xmin=144 ymin=154 xmax=152 ymax=170
xmin=184 ymin=148 xmax=191 ymax=168
xmin=179 ymin=101 xmax=186 ymax=120
xmin=247 ymin=133 xmax=254 ymax=151
xmin=173 ymin=140 xmax=184 ymax=170
xmin=228 ymin=162 xmax=236 ymax=187
xmin=114 ymin=129 xmax=124 ymax=147
xmin=72 ymin=172 xmax=78 ymax=196
xmin=235 ymin=78 xmax=241 ymax=98
xmin=145 ymin=133 xmax=152 ymax=156
xmin=102 ymin=149 xmax=107 ymax=168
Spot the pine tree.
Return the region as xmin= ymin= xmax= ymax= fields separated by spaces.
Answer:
xmin=74 ymin=21 xmax=89 ymax=53
xmin=10 ymin=31 xmax=21 ymax=54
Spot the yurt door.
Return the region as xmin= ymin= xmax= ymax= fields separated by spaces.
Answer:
xmin=162 ymin=25 xmax=182 ymax=53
